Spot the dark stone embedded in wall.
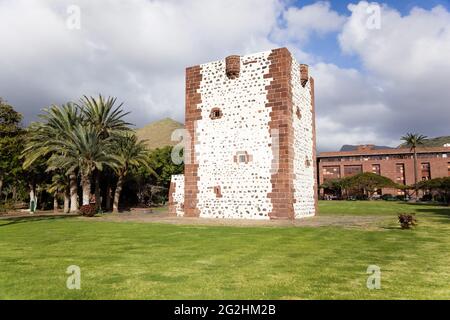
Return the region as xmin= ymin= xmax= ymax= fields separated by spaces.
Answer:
xmin=296 ymin=107 xmax=302 ymax=120
xmin=226 ymin=55 xmax=240 ymax=79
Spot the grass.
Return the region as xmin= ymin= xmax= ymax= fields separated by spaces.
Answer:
xmin=319 ymin=200 xmax=449 ymax=216
xmin=0 ymin=201 xmax=449 ymax=299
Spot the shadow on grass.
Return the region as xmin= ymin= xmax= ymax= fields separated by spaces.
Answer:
xmin=403 ymin=202 xmax=450 ymax=223
xmin=0 ymin=215 xmax=79 ymax=227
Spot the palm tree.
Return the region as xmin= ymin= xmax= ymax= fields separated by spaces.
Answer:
xmin=111 ymin=134 xmax=153 ymax=213
xmin=79 ymin=95 xmax=131 ymax=138
xmin=22 ymin=104 xmax=82 ymax=212
xmin=401 ymin=133 xmax=428 ymax=198
xmin=47 ymin=124 xmax=118 ymax=206
xmin=78 ymin=95 xmax=131 ymax=209
xmin=47 ymin=172 xmax=70 ymax=213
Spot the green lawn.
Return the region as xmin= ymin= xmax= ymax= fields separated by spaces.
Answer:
xmin=0 ymin=201 xmax=449 ymax=299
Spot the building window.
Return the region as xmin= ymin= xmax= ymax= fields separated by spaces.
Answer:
xmin=421 ymin=162 xmax=431 ymax=181
xmin=323 ymin=166 xmax=340 ymax=181
xmin=210 ymin=107 xmax=223 ymax=120
xmin=234 ymin=151 xmax=252 ymax=164
xmin=213 ymin=186 xmax=222 ymax=198
xmin=396 ymin=163 xmax=406 ymax=185
xmin=372 ymin=164 xmax=381 ymax=175
xmin=344 ymin=165 xmax=362 ymax=177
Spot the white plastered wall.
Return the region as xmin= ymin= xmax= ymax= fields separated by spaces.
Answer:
xmin=291 ymin=60 xmax=316 ymax=218
xmin=195 ymin=51 xmax=274 ymax=219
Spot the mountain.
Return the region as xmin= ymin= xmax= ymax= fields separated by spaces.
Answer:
xmin=398 ymin=136 xmax=450 ymax=148
xmin=135 ymin=118 xmax=184 ymax=150
xmin=340 ymin=145 xmax=393 ymax=152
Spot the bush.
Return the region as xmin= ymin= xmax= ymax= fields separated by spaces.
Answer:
xmin=0 ymin=201 xmax=15 ymax=213
xmin=420 ymin=194 xmax=433 ymax=201
xmin=79 ymin=204 xmax=97 ymax=217
xmin=381 ymin=194 xmax=396 ymax=201
xmin=398 ymin=213 xmax=417 ymax=229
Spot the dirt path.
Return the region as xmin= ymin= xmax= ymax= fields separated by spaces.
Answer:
xmin=81 ymin=211 xmax=389 ymax=229
xmin=0 ymin=209 xmax=390 ymax=229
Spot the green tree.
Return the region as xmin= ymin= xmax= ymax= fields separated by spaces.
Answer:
xmin=47 ymin=172 xmax=70 ymax=213
xmin=346 ymin=172 xmax=397 ymax=199
xmin=47 ymin=124 xmax=117 ymax=206
xmin=0 ymin=98 xmax=24 ymax=202
xmin=111 ymin=133 xmax=153 ymax=212
xmin=23 ymin=104 xmax=82 ymax=212
xmin=401 ymin=133 xmax=427 ymax=198
xmin=417 ymin=177 xmax=450 ymax=205
xmin=79 ymin=95 xmax=132 ymax=209
xmin=148 ymin=146 xmax=184 ymax=189
xmin=320 ymin=178 xmax=350 ymax=199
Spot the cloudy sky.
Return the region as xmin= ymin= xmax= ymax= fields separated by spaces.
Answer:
xmin=0 ymin=0 xmax=449 ymax=151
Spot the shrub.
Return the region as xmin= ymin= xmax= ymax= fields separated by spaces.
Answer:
xmin=0 ymin=201 xmax=15 ymax=213
xmin=381 ymin=194 xmax=394 ymax=200
xmin=79 ymin=204 xmax=97 ymax=217
xmin=420 ymin=194 xmax=433 ymax=202
xmin=398 ymin=213 xmax=417 ymax=229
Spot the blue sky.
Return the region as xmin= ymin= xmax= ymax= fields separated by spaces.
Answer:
xmin=298 ymin=0 xmax=450 ymax=14
xmin=294 ymin=0 xmax=450 ymax=68
xmin=0 ymin=0 xmax=449 ymax=151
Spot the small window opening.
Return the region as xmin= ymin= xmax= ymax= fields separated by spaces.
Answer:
xmin=210 ymin=107 xmax=223 ymax=120
xmin=214 ymin=186 xmax=222 ymax=198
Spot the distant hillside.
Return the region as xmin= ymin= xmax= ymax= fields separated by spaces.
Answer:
xmin=135 ymin=118 xmax=184 ymax=150
xmin=340 ymin=145 xmax=393 ymax=152
xmin=398 ymin=136 xmax=450 ymax=148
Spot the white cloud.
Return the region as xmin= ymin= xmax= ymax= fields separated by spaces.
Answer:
xmin=311 ymin=62 xmax=396 ymax=150
xmin=334 ymin=1 xmax=450 ymax=147
xmin=273 ymin=1 xmax=346 ymax=44
xmin=0 ymin=0 xmax=282 ymax=125
xmin=0 ymin=0 xmax=449 ymax=151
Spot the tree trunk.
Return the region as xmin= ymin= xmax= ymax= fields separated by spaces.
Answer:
xmin=413 ymin=148 xmax=418 ymax=199
xmin=113 ymin=174 xmax=124 ymax=213
xmin=53 ymin=192 xmax=59 ymax=212
xmin=0 ymin=178 xmax=3 ymax=199
xmin=69 ymin=172 xmax=79 ymax=213
xmin=94 ymin=170 xmax=101 ymax=210
xmin=12 ymin=185 xmax=17 ymax=202
xmin=81 ymin=175 xmax=91 ymax=206
xmin=106 ymin=185 xmax=112 ymax=212
xmin=63 ymin=187 xmax=70 ymax=213
xmin=29 ymin=183 xmax=36 ymax=213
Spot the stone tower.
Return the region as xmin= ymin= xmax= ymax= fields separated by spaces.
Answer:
xmin=169 ymin=47 xmax=317 ymax=219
